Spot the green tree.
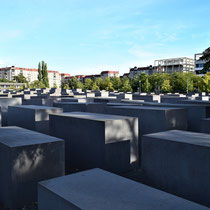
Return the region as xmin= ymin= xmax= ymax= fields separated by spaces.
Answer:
xmin=111 ymin=77 xmax=121 ymax=91
xmin=149 ymin=73 xmax=164 ymax=93
xmin=91 ymin=82 xmax=100 ymax=91
xmin=170 ymin=72 xmax=187 ymax=92
xmin=120 ymin=77 xmax=132 ymax=92
xmin=37 ymin=61 xmax=49 ymax=87
xmin=84 ymin=78 xmax=93 ymax=90
xmin=134 ymin=73 xmax=152 ymax=93
xmin=14 ymin=73 xmax=28 ymax=84
xmin=42 ymin=61 xmax=49 ymax=87
xmin=63 ymin=83 xmax=69 ymax=89
xmin=68 ymin=77 xmax=84 ymax=89
xmin=77 ymin=81 xmax=84 ymax=89
xmin=201 ymin=73 xmax=210 ymax=92
xmin=95 ymin=78 xmax=104 ymax=90
xmin=161 ymin=79 xmax=172 ymax=93
xmin=29 ymin=80 xmax=45 ymax=88
xmin=38 ymin=62 xmax=42 ymax=81
xmin=102 ymin=78 xmax=114 ymax=91
xmin=131 ymin=76 xmax=139 ymax=92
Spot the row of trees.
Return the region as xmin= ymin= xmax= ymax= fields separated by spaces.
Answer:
xmin=62 ymin=72 xmax=210 ymax=93
xmin=62 ymin=77 xmax=133 ymax=92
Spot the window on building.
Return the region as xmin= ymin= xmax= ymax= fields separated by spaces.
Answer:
xmin=196 ymin=64 xmax=204 ymax=68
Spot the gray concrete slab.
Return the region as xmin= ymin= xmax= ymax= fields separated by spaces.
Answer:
xmin=0 ymin=98 xmax=22 ymax=126
xmin=0 ymin=126 xmax=65 ymax=210
xmin=133 ymin=94 xmax=160 ymax=103
xmin=179 ymin=100 xmax=210 ymax=105
xmin=49 ymin=112 xmax=138 ymax=173
xmin=160 ymin=96 xmax=188 ymax=103
xmin=23 ymin=98 xmax=60 ymax=107
xmin=104 ymin=106 xmax=187 ymax=155
xmin=53 ymin=102 xmax=87 ymax=112
xmin=38 ymin=168 xmax=207 ymax=210
xmin=8 ymin=105 xmax=63 ymax=134
xmin=142 ymin=130 xmax=210 ymax=207
xmin=201 ymin=118 xmax=210 ymax=134
xmin=138 ymin=102 xmax=209 ymax=132
xmin=54 ymin=102 xmax=107 ymax=114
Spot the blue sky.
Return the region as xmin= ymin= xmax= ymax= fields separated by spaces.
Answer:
xmin=0 ymin=0 xmax=210 ymax=75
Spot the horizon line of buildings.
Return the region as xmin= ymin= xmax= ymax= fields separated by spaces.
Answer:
xmin=0 ymin=52 xmax=207 ymax=87
xmin=0 ymin=66 xmax=120 ymax=87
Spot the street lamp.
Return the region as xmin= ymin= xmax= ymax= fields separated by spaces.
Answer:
xmin=139 ymin=79 xmax=141 ymax=94
xmin=187 ymin=78 xmax=189 ymax=94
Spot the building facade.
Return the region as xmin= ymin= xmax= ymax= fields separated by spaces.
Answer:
xmin=128 ymin=66 xmax=153 ymax=78
xmin=65 ymin=71 xmax=119 ymax=82
xmin=60 ymin=73 xmax=70 ymax=81
xmin=100 ymin=71 xmax=119 ymax=80
xmin=0 ymin=66 xmax=61 ymax=87
xmin=154 ymin=57 xmax=194 ymax=74
xmin=194 ymin=53 xmax=206 ymax=76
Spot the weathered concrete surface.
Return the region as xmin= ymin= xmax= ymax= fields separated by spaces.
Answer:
xmin=53 ymin=102 xmax=87 ymax=112
xmin=0 ymin=98 xmax=22 ymax=126
xmin=133 ymin=94 xmax=160 ymax=103
xmin=0 ymin=126 xmax=65 ymax=210
xmin=49 ymin=112 xmax=138 ymax=172
xmin=8 ymin=105 xmax=63 ymax=134
xmin=201 ymin=118 xmax=210 ymax=134
xmin=38 ymin=168 xmax=207 ymax=210
xmin=142 ymin=130 xmax=210 ymax=207
xmin=104 ymin=106 xmax=187 ymax=155
xmin=136 ymin=101 xmax=209 ymax=132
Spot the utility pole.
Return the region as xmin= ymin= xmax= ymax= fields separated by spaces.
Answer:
xmin=187 ymin=78 xmax=189 ymax=94
xmin=139 ymin=79 xmax=141 ymax=94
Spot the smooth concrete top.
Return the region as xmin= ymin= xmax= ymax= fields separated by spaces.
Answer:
xmin=110 ymin=105 xmax=184 ymax=111
xmin=39 ymin=168 xmax=207 ymax=210
xmin=107 ymin=103 xmax=139 ymax=106
xmin=10 ymin=105 xmax=62 ymax=110
xmin=144 ymin=130 xmax=210 ymax=148
xmin=0 ymin=126 xmax=63 ymax=147
xmin=54 ymin=102 xmax=104 ymax=105
xmin=181 ymin=100 xmax=210 ymax=104
xmin=140 ymin=102 xmax=210 ymax=108
xmin=50 ymin=112 xmax=136 ymax=121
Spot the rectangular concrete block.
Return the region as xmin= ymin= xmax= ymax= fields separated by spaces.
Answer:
xmin=53 ymin=102 xmax=87 ymax=112
xmin=104 ymin=106 xmax=187 ymax=154
xmin=133 ymin=94 xmax=160 ymax=103
xmin=49 ymin=112 xmax=138 ymax=173
xmin=201 ymin=118 xmax=210 ymax=134
xmin=0 ymin=98 xmax=22 ymax=126
xmin=142 ymin=130 xmax=210 ymax=207
xmin=140 ymin=102 xmax=208 ymax=132
xmin=0 ymin=126 xmax=65 ymax=209
xmin=38 ymin=168 xmax=207 ymax=210
xmin=8 ymin=105 xmax=63 ymax=134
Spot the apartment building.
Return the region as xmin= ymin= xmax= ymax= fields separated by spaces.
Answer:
xmin=65 ymin=71 xmax=119 ymax=82
xmin=154 ymin=57 xmax=194 ymax=73
xmin=128 ymin=66 xmax=153 ymax=78
xmin=0 ymin=66 xmax=61 ymax=87
xmin=60 ymin=73 xmax=70 ymax=81
xmin=194 ymin=53 xmax=206 ymax=76
xmin=100 ymin=71 xmax=119 ymax=80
